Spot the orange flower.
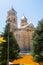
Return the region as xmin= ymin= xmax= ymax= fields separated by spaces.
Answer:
xmin=12 ymin=55 xmax=39 ymax=65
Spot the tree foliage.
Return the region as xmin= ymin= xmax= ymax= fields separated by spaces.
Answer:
xmin=1 ymin=23 xmax=20 ymax=65
xmin=32 ymin=19 xmax=43 ymax=62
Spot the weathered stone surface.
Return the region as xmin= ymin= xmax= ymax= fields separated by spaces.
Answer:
xmin=7 ymin=8 xmax=35 ymax=52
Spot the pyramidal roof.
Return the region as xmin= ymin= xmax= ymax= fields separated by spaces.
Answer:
xmin=8 ymin=7 xmax=17 ymax=14
xmin=21 ymin=16 xmax=27 ymax=20
xmin=11 ymin=8 xmax=17 ymax=13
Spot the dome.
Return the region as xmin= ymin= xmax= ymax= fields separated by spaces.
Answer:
xmin=21 ymin=16 xmax=27 ymax=20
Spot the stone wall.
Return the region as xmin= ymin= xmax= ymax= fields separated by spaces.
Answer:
xmin=14 ymin=28 xmax=34 ymax=52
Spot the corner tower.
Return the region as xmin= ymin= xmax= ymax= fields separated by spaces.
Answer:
xmin=20 ymin=16 xmax=28 ymax=27
xmin=7 ymin=8 xmax=17 ymax=31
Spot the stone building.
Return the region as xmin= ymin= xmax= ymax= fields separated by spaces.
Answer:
xmin=7 ymin=8 xmax=35 ymax=52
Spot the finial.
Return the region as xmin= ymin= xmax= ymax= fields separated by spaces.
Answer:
xmin=11 ymin=5 xmax=13 ymax=9
xmin=23 ymin=13 xmax=24 ymax=16
xmin=11 ymin=5 xmax=14 ymax=11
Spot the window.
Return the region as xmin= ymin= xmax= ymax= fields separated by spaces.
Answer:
xmin=14 ymin=18 xmax=15 ymax=22
xmin=16 ymin=34 xmax=19 ymax=40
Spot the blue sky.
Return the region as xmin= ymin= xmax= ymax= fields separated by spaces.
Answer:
xmin=0 ymin=0 xmax=43 ymax=33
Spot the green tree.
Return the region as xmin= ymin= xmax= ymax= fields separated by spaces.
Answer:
xmin=32 ymin=19 xmax=43 ymax=65
xmin=1 ymin=23 xmax=20 ymax=65
xmin=0 ymin=35 xmax=6 ymax=65
xmin=0 ymin=43 xmax=3 ymax=65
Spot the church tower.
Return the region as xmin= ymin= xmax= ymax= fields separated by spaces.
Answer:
xmin=20 ymin=16 xmax=28 ymax=27
xmin=7 ymin=8 xmax=17 ymax=32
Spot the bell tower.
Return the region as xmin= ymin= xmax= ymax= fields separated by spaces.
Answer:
xmin=7 ymin=8 xmax=17 ymax=31
xmin=20 ymin=16 xmax=28 ymax=27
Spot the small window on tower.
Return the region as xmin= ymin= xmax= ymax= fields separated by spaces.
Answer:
xmin=12 ymin=18 xmax=15 ymax=23
xmin=14 ymin=18 xmax=15 ymax=22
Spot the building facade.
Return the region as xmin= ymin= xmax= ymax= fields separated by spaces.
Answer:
xmin=7 ymin=8 xmax=35 ymax=52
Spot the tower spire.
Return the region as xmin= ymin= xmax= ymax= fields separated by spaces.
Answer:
xmin=11 ymin=5 xmax=14 ymax=11
xmin=11 ymin=5 xmax=13 ymax=9
xmin=23 ymin=13 xmax=24 ymax=16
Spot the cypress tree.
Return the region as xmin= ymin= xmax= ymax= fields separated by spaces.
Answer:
xmin=32 ymin=19 xmax=43 ymax=65
xmin=1 ymin=23 xmax=20 ymax=65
